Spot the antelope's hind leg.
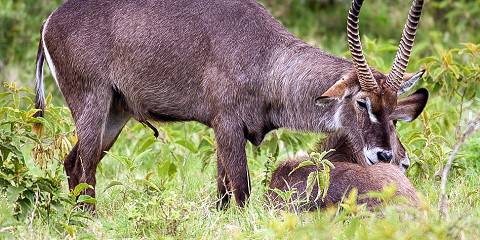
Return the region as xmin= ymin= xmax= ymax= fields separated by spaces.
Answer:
xmin=71 ymin=93 xmax=111 ymax=201
xmin=64 ymin=89 xmax=130 ymax=210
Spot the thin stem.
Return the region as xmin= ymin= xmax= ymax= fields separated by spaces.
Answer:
xmin=439 ymin=113 xmax=480 ymax=219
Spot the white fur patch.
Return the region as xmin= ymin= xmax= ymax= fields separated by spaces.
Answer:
xmin=400 ymin=152 xmax=411 ymax=172
xmin=398 ymin=71 xmax=424 ymax=96
xmin=398 ymin=116 xmax=413 ymax=122
xmin=332 ymin=105 xmax=342 ymax=129
xmin=42 ymin=13 xmax=60 ymax=87
xmin=368 ymin=112 xmax=378 ymax=123
xmin=363 ymin=147 xmax=383 ymax=165
xmin=365 ymin=98 xmax=379 ymax=123
xmin=35 ymin=53 xmax=45 ymax=101
xmin=294 ymin=150 xmax=309 ymax=158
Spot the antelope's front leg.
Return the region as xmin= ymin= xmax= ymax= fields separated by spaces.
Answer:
xmin=214 ymin=120 xmax=250 ymax=208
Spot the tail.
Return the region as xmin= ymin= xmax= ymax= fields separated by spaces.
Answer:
xmin=33 ymin=24 xmax=46 ymax=135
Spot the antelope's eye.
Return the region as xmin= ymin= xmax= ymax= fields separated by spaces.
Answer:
xmin=357 ymin=100 xmax=367 ymax=109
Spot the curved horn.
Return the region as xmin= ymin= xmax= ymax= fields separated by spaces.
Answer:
xmin=347 ymin=0 xmax=378 ymax=92
xmin=386 ymin=0 xmax=424 ymax=91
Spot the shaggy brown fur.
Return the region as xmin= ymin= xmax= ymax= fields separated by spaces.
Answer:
xmin=269 ymin=159 xmax=418 ymax=211
xmin=34 ymin=0 xmax=427 ymax=209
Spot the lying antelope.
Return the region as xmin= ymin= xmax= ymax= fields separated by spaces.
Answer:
xmin=269 ymin=160 xmax=419 ymax=211
xmin=268 ymin=127 xmax=423 ymax=210
xmin=268 ymin=96 xmax=429 ymax=210
xmin=33 ymin=0 xmax=426 ymax=208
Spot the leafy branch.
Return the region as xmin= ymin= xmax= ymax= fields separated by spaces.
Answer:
xmin=290 ymin=150 xmax=335 ymax=202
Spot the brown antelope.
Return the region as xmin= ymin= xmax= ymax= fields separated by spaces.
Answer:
xmin=268 ymin=129 xmax=422 ymax=210
xmin=269 ymin=160 xmax=419 ymax=211
xmin=33 ymin=0 xmax=426 ymax=209
xmin=317 ymin=92 xmax=427 ymax=173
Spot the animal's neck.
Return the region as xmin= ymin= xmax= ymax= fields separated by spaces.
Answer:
xmin=317 ymin=132 xmax=363 ymax=163
xmin=266 ymin=41 xmax=353 ymax=132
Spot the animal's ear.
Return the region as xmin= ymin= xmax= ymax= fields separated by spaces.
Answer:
xmin=391 ymin=88 xmax=429 ymax=122
xmin=321 ymin=78 xmax=349 ymax=98
xmin=317 ymin=74 xmax=358 ymax=106
xmin=397 ymin=70 xmax=425 ymax=95
xmin=316 ymin=78 xmax=350 ymax=106
xmin=315 ymin=96 xmax=337 ymax=106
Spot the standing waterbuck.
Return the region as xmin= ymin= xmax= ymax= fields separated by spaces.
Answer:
xmin=33 ymin=0 xmax=426 ymax=209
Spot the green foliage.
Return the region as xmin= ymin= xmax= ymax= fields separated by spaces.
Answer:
xmin=0 ymin=83 xmax=62 ymax=218
xmin=262 ymin=0 xmax=480 ymax=53
xmin=400 ymin=43 xmax=480 ymax=180
xmin=290 ymin=150 xmax=334 ymax=201
xmin=0 ymin=83 xmax=96 ymax=238
xmin=0 ymin=0 xmax=63 ymax=65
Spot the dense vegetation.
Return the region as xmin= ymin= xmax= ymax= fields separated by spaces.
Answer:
xmin=1 ymin=0 xmax=479 ymax=238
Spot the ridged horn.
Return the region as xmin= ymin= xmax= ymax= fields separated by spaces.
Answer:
xmin=347 ymin=0 xmax=378 ymax=92
xmin=385 ymin=0 xmax=424 ymax=91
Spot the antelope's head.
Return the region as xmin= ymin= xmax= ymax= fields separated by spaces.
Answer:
xmin=390 ymin=129 xmax=411 ymax=173
xmin=317 ymin=0 xmax=428 ymax=166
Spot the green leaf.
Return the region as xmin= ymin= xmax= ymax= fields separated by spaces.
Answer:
xmin=305 ymin=171 xmax=316 ymax=201
xmin=72 ymin=183 xmax=93 ymax=197
xmin=314 ymin=172 xmax=323 ymax=202
xmin=157 ymin=160 xmax=177 ymax=178
xmin=271 ymin=188 xmax=296 ymax=203
xmin=62 ymin=223 xmax=77 ymax=237
xmin=77 ymin=195 xmax=96 ymax=204
xmin=103 ymin=180 xmax=124 ymax=193
xmin=323 ymin=159 xmax=335 ymax=169
xmin=289 ymin=160 xmax=315 ymax=176
xmin=134 ymin=179 xmax=161 ymax=192
xmin=134 ymin=137 xmax=155 ymax=155
xmin=310 ymin=149 xmax=335 ymax=163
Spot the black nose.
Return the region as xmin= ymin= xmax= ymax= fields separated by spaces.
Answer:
xmin=377 ymin=150 xmax=393 ymax=162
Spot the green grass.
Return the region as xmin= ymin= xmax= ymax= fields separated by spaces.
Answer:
xmin=1 ymin=0 xmax=480 ymax=239
xmin=1 ymin=83 xmax=479 ymax=239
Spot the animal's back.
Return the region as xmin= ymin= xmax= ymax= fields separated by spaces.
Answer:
xmin=328 ymin=162 xmax=419 ymax=207
xmin=269 ymin=159 xmax=419 ymax=210
xmin=43 ymin=0 xmax=293 ymax=123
